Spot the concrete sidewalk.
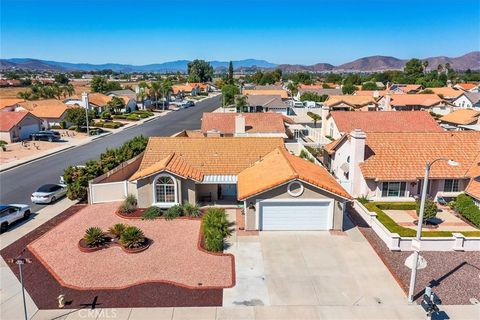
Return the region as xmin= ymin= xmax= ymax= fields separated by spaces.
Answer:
xmin=0 ymin=111 xmax=171 ymax=172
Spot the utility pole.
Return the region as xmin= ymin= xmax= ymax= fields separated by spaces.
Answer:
xmin=85 ymin=107 xmax=90 ymax=136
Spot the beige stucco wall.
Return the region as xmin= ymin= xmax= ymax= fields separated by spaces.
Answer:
xmin=2 ymin=115 xmax=42 ymax=142
xmin=244 ymin=180 xmax=347 ymax=231
xmin=136 ymin=172 xmax=196 ymax=208
xmin=0 ymin=131 xmax=13 ymax=143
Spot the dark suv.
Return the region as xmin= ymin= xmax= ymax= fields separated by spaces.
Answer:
xmin=30 ymin=130 xmax=61 ymax=142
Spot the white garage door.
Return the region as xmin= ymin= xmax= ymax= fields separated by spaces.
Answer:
xmin=20 ymin=123 xmax=40 ymax=140
xmin=260 ymin=201 xmax=332 ymax=231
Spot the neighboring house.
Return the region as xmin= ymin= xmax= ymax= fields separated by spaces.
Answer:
xmin=322 ymin=110 xmax=443 ymax=140
xmin=377 ymin=93 xmax=452 ymax=114
xmin=172 ymin=84 xmax=201 ymax=96
xmin=242 ymin=95 xmax=291 ymax=115
xmin=323 ymin=130 xmax=480 ymax=202
xmin=107 ymin=89 xmax=137 ymax=100
xmin=90 ymin=137 xmax=351 ymax=231
xmin=0 ymin=98 xmax=25 ymax=111
xmin=295 ymin=87 xmax=342 ymax=100
xmin=243 ymin=89 xmax=289 ymax=100
xmin=254 ymin=85 xmax=284 ymax=90
xmin=65 ymin=92 xmax=135 ymax=113
xmin=17 ymin=99 xmax=71 ymax=129
xmin=451 ymin=92 xmax=480 ymax=110
xmin=353 ymin=90 xmax=386 ymax=98
xmin=388 ymin=84 xmax=423 ymax=94
xmin=427 ymin=87 xmax=464 ymax=101
xmin=466 ymin=176 xmax=480 ymax=208
xmin=200 ymin=112 xmax=287 ymax=138
xmin=0 ymin=111 xmax=42 ymax=142
xmin=453 ymin=83 xmax=479 ymax=93
xmin=323 ymin=95 xmax=378 ymax=111
xmin=440 ymin=109 xmax=480 ymax=131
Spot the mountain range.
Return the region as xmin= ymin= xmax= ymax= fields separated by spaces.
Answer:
xmin=1 ymin=52 xmax=478 ymax=73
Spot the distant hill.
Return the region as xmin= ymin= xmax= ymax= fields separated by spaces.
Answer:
xmin=1 ymin=52 xmax=478 ymax=73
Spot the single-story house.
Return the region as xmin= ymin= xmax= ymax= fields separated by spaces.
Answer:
xmin=377 ymin=93 xmax=453 ymax=114
xmin=241 ymin=95 xmax=291 ymax=115
xmin=0 ymin=98 xmax=25 ymax=111
xmin=65 ymin=92 xmax=135 ymax=113
xmin=107 ymin=89 xmax=137 ymax=100
xmin=454 ymin=83 xmax=479 ymax=93
xmin=322 ymin=110 xmax=443 ymax=140
xmin=201 ymin=112 xmax=287 ymax=138
xmin=440 ymin=109 xmax=480 ymax=131
xmin=466 ymin=176 xmax=480 ymax=208
xmin=323 ymin=130 xmax=480 ymax=202
xmin=17 ymin=99 xmax=71 ymax=129
xmin=172 ymin=84 xmax=203 ymax=96
xmin=323 ymin=95 xmax=378 ymax=111
xmin=90 ymin=137 xmax=351 ymax=231
xmin=452 ymin=92 xmax=480 ymax=110
xmin=0 ymin=111 xmax=42 ymax=142
xmin=354 ymin=90 xmax=386 ymax=98
xmin=426 ymin=87 xmax=464 ymax=101
xmin=243 ymin=89 xmax=289 ymax=100
xmin=387 ymin=84 xmax=423 ymax=94
xmin=295 ymin=87 xmax=342 ymax=100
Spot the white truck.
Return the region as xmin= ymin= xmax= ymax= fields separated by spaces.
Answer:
xmin=0 ymin=204 xmax=31 ymax=232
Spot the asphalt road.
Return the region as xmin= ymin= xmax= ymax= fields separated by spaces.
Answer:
xmin=0 ymin=95 xmax=222 ymax=212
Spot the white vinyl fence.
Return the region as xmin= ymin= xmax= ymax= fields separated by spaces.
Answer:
xmin=88 ymin=180 xmax=137 ymax=204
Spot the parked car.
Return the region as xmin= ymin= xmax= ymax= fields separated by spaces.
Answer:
xmin=185 ymin=100 xmax=195 ymax=107
xmin=289 ymin=100 xmax=305 ymax=108
xmin=30 ymin=130 xmax=61 ymax=142
xmin=30 ymin=184 xmax=67 ymax=204
xmin=0 ymin=204 xmax=31 ymax=232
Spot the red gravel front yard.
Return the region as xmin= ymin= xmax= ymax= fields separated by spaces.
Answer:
xmin=28 ymin=202 xmax=234 ymax=290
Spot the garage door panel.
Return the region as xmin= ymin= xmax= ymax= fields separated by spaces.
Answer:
xmin=261 ymin=201 xmax=331 ymax=231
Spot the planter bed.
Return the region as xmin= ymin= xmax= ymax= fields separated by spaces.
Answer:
xmin=115 ymin=208 xmax=146 ymax=219
xmin=78 ymin=236 xmax=151 ymax=254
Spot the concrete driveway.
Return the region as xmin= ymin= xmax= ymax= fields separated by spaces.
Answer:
xmin=224 ymin=217 xmax=407 ymax=307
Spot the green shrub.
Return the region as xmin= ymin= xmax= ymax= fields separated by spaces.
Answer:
xmin=119 ymin=202 xmax=135 ymax=214
xmin=102 ymin=122 xmax=123 ymax=129
xmin=201 ymin=208 xmax=232 ymax=252
xmin=93 ymin=121 xmax=104 ymax=128
xmin=455 ymin=194 xmax=480 ymax=228
xmin=83 ymin=227 xmax=105 ymax=247
xmin=68 ymin=125 xmax=78 ymax=131
xmin=126 ymin=114 xmax=140 ymax=121
xmin=60 ymin=120 xmax=67 ymax=129
xmin=204 ymin=232 xmax=224 ymax=252
xmin=183 ymin=202 xmax=202 ymax=217
xmin=112 ymin=114 xmax=127 ymax=119
xmin=50 ymin=125 xmax=62 ymax=129
xmin=142 ymin=206 xmax=163 ymax=220
xmin=100 ymin=111 xmax=111 ymax=119
xmin=357 ymin=195 xmax=369 ymax=205
xmin=125 ymin=194 xmax=137 ymax=206
xmin=120 ymin=226 xmax=145 ymax=248
xmin=164 ymin=204 xmax=184 ymax=220
xmin=0 ymin=140 xmax=7 ymax=151
xmin=416 ymin=198 xmax=438 ymax=221
xmin=375 ymin=202 xmax=417 ymax=210
xmin=108 ymin=223 xmax=126 ymax=238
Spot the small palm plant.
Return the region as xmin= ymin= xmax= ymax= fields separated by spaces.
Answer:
xmin=120 ymin=226 xmax=145 ymax=249
xmin=83 ymin=227 xmax=105 ymax=247
xmin=183 ymin=202 xmax=202 ymax=217
xmin=108 ymin=223 xmax=126 ymax=238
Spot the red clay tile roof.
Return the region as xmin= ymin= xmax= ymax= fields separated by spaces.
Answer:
xmin=330 ymin=111 xmax=443 ymax=134
xmin=238 ymin=148 xmax=351 ymax=200
xmin=455 ymin=83 xmax=478 ymax=91
xmin=18 ymin=99 xmax=70 ymax=118
xmin=201 ymin=113 xmax=286 ymax=134
xmin=0 ymin=98 xmax=25 ymax=110
xmin=440 ymin=109 xmax=480 ymax=125
xmin=324 ymin=95 xmax=377 ymax=109
xmin=359 ymin=132 xmax=480 ymax=181
xmin=243 ymin=89 xmax=289 ymax=99
xmin=129 ymin=153 xmax=204 ymax=181
xmin=0 ymin=111 xmax=31 ymax=131
xmin=132 ymin=137 xmax=285 ymax=179
xmin=388 ymin=94 xmax=443 ymax=107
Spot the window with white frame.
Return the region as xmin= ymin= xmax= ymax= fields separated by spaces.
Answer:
xmin=381 ymin=182 xmax=407 ymax=197
xmin=154 ymin=175 xmax=176 ymax=204
xmin=329 ymin=123 xmax=334 ymax=137
xmin=444 ymin=179 xmax=459 ymax=192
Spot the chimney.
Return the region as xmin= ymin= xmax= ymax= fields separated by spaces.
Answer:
xmin=235 ymin=114 xmax=246 ymax=135
xmin=447 ymin=80 xmax=452 ymax=88
xmin=384 ymin=92 xmax=392 ymax=111
xmin=373 ymin=90 xmax=379 ymax=99
xmin=81 ymin=92 xmax=89 ymax=110
xmin=348 ymin=129 xmax=367 ymax=197
xmin=321 ymin=105 xmax=330 ymax=137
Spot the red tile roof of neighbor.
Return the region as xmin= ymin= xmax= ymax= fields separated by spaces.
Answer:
xmin=387 ymin=94 xmax=444 ymax=107
xmin=455 ymin=83 xmax=478 ymax=91
xmin=329 ymin=111 xmax=443 ymax=134
xmin=359 ymin=131 xmax=480 ymax=181
xmin=237 ymin=148 xmax=351 ymax=200
xmin=0 ymin=98 xmax=25 ymax=109
xmin=201 ymin=113 xmax=286 ymax=134
xmin=0 ymin=111 xmax=31 ymax=131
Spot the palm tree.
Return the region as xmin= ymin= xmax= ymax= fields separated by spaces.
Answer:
xmin=422 ymin=60 xmax=429 ymax=74
xmin=137 ymin=91 xmax=147 ymax=110
xmin=160 ymin=79 xmax=173 ymax=110
xmin=287 ymin=82 xmax=299 ymax=98
xmin=437 ymin=64 xmax=444 ymax=75
xmin=235 ymin=95 xmax=248 ymax=112
xmin=445 ymin=62 xmax=451 ymax=76
xmin=149 ymin=81 xmax=162 ymax=108
xmin=60 ymin=83 xmax=74 ymax=98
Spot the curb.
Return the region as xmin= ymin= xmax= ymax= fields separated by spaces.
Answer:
xmin=0 ymin=145 xmax=75 ymax=173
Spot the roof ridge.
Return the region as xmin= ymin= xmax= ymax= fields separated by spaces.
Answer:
xmin=278 ymin=148 xmax=299 ymax=178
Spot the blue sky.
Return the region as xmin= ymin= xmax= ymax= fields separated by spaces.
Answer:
xmin=1 ymin=0 xmax=479 ymax=65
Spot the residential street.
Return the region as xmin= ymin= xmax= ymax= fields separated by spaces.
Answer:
xmin=0 ymin=95 xmax=221 ymax=212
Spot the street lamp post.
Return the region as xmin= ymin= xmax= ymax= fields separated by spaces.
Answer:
xmin=85 ymin=107 xmax=90 ymax=137
xmin=407 ymin=158 xmax=459 ymax=303
xmin=7 ymin=256 xmax=32 ymax=320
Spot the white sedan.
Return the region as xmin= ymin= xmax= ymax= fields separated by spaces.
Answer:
xmin=31 ymin=184 xmax=67 ymax=204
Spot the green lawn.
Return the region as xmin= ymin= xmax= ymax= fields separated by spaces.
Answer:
xmin=363 ymin=202 xmax=480 ymax=238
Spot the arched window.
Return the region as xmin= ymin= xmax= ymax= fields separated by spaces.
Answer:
xmin=154 ymin=175 xmax=176 ymax=204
